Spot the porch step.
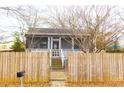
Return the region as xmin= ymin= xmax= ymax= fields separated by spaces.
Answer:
xmin=51 ymin=58 xmax=62 ymax=69
xmin=51 ymin=67 xmax=64 ymax=70
xmin=50 ymin=78 xmax=66 ymax=81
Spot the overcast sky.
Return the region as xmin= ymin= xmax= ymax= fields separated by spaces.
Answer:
xmin=0 ymin=0 xmax=124 ymax=45
xmin=0 ymin=0 xmax=124 ymax=6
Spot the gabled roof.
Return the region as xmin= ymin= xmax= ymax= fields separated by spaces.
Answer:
xmin=25 ymin=28 xmax=90 ymax=36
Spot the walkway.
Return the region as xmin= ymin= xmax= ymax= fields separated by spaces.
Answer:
xmin=50 ymin=69 xmax=66 ymax=87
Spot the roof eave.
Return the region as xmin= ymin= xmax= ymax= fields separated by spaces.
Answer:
xmin=25 ymin=33 xmax=90 ymax=36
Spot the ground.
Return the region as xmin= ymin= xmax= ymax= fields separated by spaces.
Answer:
xmin=0 ymin=70 xmax=124 ymax=87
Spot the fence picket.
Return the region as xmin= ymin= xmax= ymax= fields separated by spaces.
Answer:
xmin=67 ymin=52 xmax=124 ymax=83
xmin=0 ymin=52 xmax=49 ymax=84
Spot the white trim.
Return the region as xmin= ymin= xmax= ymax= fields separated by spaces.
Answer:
xmin=29 ymin=49 xmax=49 ymax=51
xmin=48 ymin=37 xmax=50 ymax=49
xmin=72 ymin=38 xmax=74 ymax=50
xmin=52 ymin=37 xmax=60 ymax=49
xmin=26 ymin=33 xmax=90 ymax=36
xmin=51 ymin=37 xmax=53 ymax=49
xmin=52 ymin=39 xmax=59 ymax=41
xmin=59 ymin=37 xmax=61 ymax=49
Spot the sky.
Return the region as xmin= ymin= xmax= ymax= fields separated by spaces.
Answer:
xmin=0 ymin=0 xmax=124 ymax=45
xmin=0 ymin=0 xmax=124 ymax=6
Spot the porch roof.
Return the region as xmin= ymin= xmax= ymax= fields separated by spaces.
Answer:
xmin=25 ymin=28 xmax=90 ymax=36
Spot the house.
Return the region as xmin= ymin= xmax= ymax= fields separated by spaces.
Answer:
xmin=0 ymin=41 xmax=14 ymax=51
xmin=25 ymin=28 xmax=91 ymax=68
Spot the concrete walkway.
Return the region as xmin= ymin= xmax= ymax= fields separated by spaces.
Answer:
xmin=51 ymin=81 xmax=66 ymax=87
xmin=50 ymin=69 xmax=66 ymax=87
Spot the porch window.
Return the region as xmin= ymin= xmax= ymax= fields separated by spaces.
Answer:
xmin=40 ymin=37 xmax=48 ymax=49
xmin=61 ymin=38 xmax=72 ymax=49
xmin=40 ymin=42 xmax=47 ymax=48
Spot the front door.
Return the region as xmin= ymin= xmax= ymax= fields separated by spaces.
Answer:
xmin=52 ymin=40 xmax=60 ymax=56
xmin=53 ymin=41 xmax=59 ymax=49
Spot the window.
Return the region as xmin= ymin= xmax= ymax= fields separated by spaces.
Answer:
xmin=61 ymin=38 xmax=72 ymax=49
xmin=40 ymin=37 xmax=48 ymax=49
xmin=40 ymin=43 xmax=47 ymax=48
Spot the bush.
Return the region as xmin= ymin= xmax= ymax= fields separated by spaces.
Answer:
xmin=105 ymin=40 xmax=124 ymax=53
xmin=11 ymin=33 xmax=25 ymax=52
xmin=105 ymin=47 xmax=124 ymax=53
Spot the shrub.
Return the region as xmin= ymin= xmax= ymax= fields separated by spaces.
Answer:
xmin=11 ymin=33 xmax=25 ymax=52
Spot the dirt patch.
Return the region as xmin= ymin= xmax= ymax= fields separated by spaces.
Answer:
xmin=66 ymin=82 xmax=124 ymax=87
xmin=0 ymin=82 xmax=50 ymax=87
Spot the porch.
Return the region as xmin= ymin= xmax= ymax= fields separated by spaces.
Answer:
xmin=26 ymin=36 xmax=86 ymax=68
xmin=26 ymin=36 xmax=82 ymax=52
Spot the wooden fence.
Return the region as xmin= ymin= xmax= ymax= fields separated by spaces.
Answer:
xmin=67 ymin=52 xmax=124 ymax=83
xmin=0 ymin=52 xmax=50 ymax=84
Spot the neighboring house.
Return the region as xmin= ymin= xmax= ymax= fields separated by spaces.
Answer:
xmin=25 ymin=28 xmax=91 ymax=68
xmin=0 ymin=41 xmax=13 ymax=51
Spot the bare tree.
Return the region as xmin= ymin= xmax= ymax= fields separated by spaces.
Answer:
xmin=117 ymin=7 xmax=124 ymax=36
xmin=45 ymin=5 xmax=123 ymax=53
xmin=0 ymin=6 xmax=45 ymax=49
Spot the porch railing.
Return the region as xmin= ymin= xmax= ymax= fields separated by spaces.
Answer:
xmin=50 ymin=49 xmax=61 ymax=57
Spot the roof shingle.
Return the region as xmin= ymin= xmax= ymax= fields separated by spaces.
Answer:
xmin=25 ymin=28 xmax=90 ymax=36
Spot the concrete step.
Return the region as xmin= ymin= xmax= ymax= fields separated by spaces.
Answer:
xmin=50 ymin=78 xmax=66 ymax=81
xmin=52 ymin=58 xmax=62 ymax=68
xmin=51 ymin=68 xmax=65 ymax=72
xmin=50 ymin=70 xmax=66 ymax=81
xmin=51 ymin=66 xmax=63 ymax=69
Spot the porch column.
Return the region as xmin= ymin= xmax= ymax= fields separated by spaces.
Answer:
xmin=59 ymin=37 xmax=61 ymax=49
xmin=48 ymin=37 xmax=50 ymax=49
xmin=72 ymin=38 xmax=74 ymax=50
xmin=51 ymin=37 xmax=53 ymax=49
xmin=50 ymin=37 xmax=53 ymax=67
